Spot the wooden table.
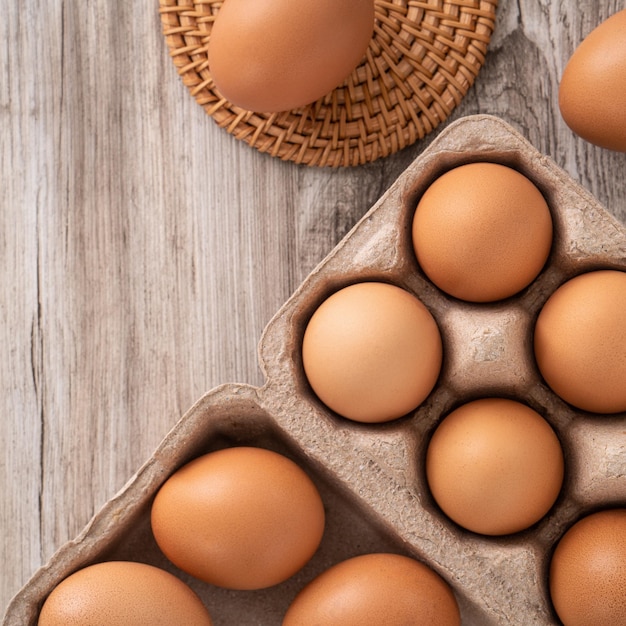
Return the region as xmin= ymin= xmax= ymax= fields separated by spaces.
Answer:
xmin=2 ymin=0 xmax=625 ymax=617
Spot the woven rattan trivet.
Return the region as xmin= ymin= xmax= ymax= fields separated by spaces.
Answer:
xmin=159 ymin=0 xmax=498 ymax=167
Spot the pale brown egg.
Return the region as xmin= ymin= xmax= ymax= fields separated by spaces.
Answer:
xmin=38 ymin=561 xmax=213 ymax=625
xmin=208 ymin=0 xmax=375 ymax=112
xmin=282 ymin=553 xmax=461 ymax=625
xmin=301 ymin=282 xmax=442 ymax=423
xmin=559 ymin=9 xmax=626 ymax=151
xmin=534 ymin=269 xmax=626 ymax=413
xmin=150 ymin=446 xmax=325 ymax=590
xmin=412 ymin=162 xmax=553 ymax=302
xmin=425 ymin=398 xmax=564 ymax=536
xmin=549 ymin=508 xmax=626 ymax=626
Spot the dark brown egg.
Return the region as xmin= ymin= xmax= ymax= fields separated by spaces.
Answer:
xmin=302 ymin=282 xmax=442 ymax=423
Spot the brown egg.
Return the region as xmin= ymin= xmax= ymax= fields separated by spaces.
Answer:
xmin=534 ymin=270 xmax=626 ymax=413
xmin=559 ymin=9 xmax=626 ymax=151
xmin=425 ymin=398 xmax=564 ymax=535
xmin=412 ymin=162 xmax=553 ymax=302
xmin=549 ymin=509 xmax=626 ymax=626
xmin=38 ymin=561 xmax=213 ymax=625
xmin=282 ymin=553 xmax=461 ymax=625
xmin=208 ymin=0 xmax=375 ymax=112
xmin=150 ymin=446 xmax=325 ymax=590
xmin=301 ymin=282 xmax=442 ymax=423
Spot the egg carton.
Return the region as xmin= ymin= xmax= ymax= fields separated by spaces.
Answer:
xmin=5 ymin=114 xmax=626 ymax=625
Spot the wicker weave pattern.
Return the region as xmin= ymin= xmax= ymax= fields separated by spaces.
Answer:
xmin=159 ymin=0 xmax=498 ymax=167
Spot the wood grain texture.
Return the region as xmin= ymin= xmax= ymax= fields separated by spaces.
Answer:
xmin=2 ymin=0 xmax=625 ymax=616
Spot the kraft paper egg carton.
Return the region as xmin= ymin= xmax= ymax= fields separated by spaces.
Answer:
xmin=5 ymin=114 xmax=626 ymax=625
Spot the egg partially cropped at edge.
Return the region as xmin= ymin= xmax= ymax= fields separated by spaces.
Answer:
xmin=559 ymin=9 xmax=626 ymax=151
xmin=534 ymin=270 xmax=626 ymax=414
xmin=38 ymin=561 xmax=213 ymax=626
xmin=283 ymin=553 xmax=461 ymax=626
xmin=208 ymin=0 xmax=375 ymax=112
xmin=549 ymin=509 xmax=626 ymax=626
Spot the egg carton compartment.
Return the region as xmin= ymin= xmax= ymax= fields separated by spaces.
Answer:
xmin=5 ymin=384 xmax=436 ymax=625
xmin=257 ymin=114 xmax=626 ymax=624
xmin=5 ymin=114 xmax=626 ymax=625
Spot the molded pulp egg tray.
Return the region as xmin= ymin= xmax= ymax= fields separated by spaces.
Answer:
xmin=5 ymin=115 xmax=626 ymax=625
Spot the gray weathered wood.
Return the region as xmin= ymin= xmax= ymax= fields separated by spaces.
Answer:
xmin=2 ymin=0 xmax=625 ymax=615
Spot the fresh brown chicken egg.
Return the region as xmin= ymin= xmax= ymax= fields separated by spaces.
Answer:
xmin=559 ymin=9 xmax=626 ymax=151
xmin=208 ymin=0 xmax=375 ymax=112
xmin=426 ymin=398 xmax=564 ymax=536
xmin=282 ymin=553 xmax=461 ymax=625
xmin=38 ymin=561 xmax=213 ymax=625
xmin=549 ymin=508 xmax=626 ymax=625
xmin=412 ymin=162 xmax=553 ymax=303
xmin=302 ymin=281 xmax=442 ymax=423
xmin=150 ymin=446 xmax=325 ymax=590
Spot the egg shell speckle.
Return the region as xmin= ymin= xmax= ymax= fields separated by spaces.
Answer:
xmin=534 ymin=269 xmax=626 ymax=414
